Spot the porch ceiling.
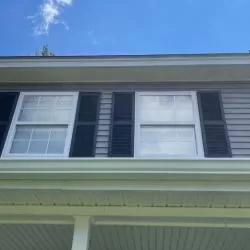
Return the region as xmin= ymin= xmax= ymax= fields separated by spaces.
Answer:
xmin=1 ymin=224 xmax=249 ymax=250
xmin=90 ymin=225 xmax=250 ymax=250
xmin=0 ymin=224 xmax=73 ymax=250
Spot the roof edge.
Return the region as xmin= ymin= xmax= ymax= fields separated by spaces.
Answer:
xmin=1 ymin=53 xmax=250 ymax=68
xmin=0 ymin=52 xmax=250 ymax=60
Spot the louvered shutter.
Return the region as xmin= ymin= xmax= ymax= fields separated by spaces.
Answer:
xmin=70 ymin=93 xmax=100 ymax=157
xmin=197 ymin=91 xmax=231 ymax=157
xmin=0 ymin=92 xmax=19 ymax=154
xmin=109 ymin=92 xmax=134 ymax=157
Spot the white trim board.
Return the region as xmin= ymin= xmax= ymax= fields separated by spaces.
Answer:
xmin=2 ymin=54 xmax=250 ymax=68
xmin=0 ymin=216 xmax=73 ymax=225
xmin=0 ymin=159 xmax=250 ymax=181
xmin=2 ymin=179 xmax=250 ymax=192
xmin=1 ymin=206 xmax=250 ymax=219
xmin=2 ymin=214 xmax=250 ymax=229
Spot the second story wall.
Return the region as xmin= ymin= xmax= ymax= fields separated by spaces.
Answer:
xmin=0 ymin=82 xmax=249 ymax=158
xmin=92 ymin=83 xmax=250 ymax=158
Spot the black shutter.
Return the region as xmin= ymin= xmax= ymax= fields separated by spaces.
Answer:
xmin=109 ymin=92 xmax=134 ymax=157
xmin=197 ymin=91 xmax=231 ymax=158
xmin=0 ymin=92 xmax=19 ymax=154
xmin=70 ymin=93 xmax=100 ymax=157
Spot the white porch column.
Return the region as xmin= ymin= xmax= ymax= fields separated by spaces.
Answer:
xmin=71 ymin=216 xmax=91 ymax=250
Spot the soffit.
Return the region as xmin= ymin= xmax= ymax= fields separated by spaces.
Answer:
xmin=90 ymin=225 xmax=250 ymax=250
xmin=1 ymin=223 xmax=249 ymax=250
xmin=1 ymin=64 xmax=250 ymax=83
xmin=0 ymin=224 xmax=73 ymax=250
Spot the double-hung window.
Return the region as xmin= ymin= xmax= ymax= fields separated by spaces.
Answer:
xmin=135 ymin=92 xmax=203 ymax=158
xmin=2 ymin=92 xmax=78 ymax=158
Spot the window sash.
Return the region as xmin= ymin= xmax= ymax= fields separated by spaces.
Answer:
xmin=14 ymin=121 xmax=71 ymax=126
xmin=134 ymin=91 xmax=204 ymax=158
xmin=139 ymin=125 xmax=197 ymax=157
xmin=139 ymin=121 xmax=195 ymax=126
xmin=10 ymin=125 xmax=68 ymax=156
xmin=2 ymin=92 xmax=79 ymax=158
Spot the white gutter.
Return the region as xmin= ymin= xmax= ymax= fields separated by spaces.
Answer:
xmin=1 ymin=55 xmax=250 ymax=68
xmin=0 ymin=158 xmax=250 ymax=181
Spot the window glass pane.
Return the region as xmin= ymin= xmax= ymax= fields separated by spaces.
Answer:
xmin=50 ymin=128 xmax=67 ymax=140
xmin=18 ymin=109 xmax=35 ymax=122
xmin=10 ymin=141 xmax=29 ymax=154
xmin=14 ymin=127 xmax=32 ymax=140
xmin=32 ymin=128 xmax=50 ymax=140
xmin=47 ymin=141 xmax=65 ymax=154
xmin=28 ymin=141 xmax=47 ymax=154
xmin=56 ymin=96 xmax=73 ymax=108
xmin=34 ymin=110 xmax=52 ymax=122
xmin=39 ymin=96 xmax=55 ymax=107
xmin=10 ymin=125 xmax=67 ymax=155
xmin=53 ymin=110 xmax=71 ymax=123
xmin=140 ymin=95 xmax=193 ymax=123
xmin=139 ymin=126 xmax=196 ymax=157
xmin=48 ymin=128 xmax=67 ymax=154
xmin=18 ymin=95 xmax=74 ymax=123
xmin=22 ymin=96 xmax=39 ymax=108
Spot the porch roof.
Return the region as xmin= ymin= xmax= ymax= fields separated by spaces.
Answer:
xmin=0 ymin=158 xmax=250 ymax=208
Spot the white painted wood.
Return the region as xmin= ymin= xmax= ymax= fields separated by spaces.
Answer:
xmin=4 ymin=180 xmax=250 ymax=192
xmin=2 ymin=54 xmax=250 ymax=68
xmin=2 ymin=206 xmax=250 ymax=222
xmin=0 ymin=216 xmax=73 ymax=225
xmin=71 ymin=216 xmax=91 ymax=250
xmin=93 ymin=216 xmax=250 ymax=228
xmin=1 ymin=159 xmax=250 ymax=182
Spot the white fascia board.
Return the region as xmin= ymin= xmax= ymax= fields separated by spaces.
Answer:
xmin=1 ymin=55 xmax=250 ymax=68
xmin=0 ymin=216 xmax=73 ymax=225
xmin=1 ymin=214 xmax=250 ymax=228
xmin=2 ymin=179 xmax=250 ymax=192
xmin=0 ymin=158 xmax=250 ymax=181
xmin=93 ymin=216 xmax=250 ymax=228
xmin=1 ymin=206 xmax=250 ymax=219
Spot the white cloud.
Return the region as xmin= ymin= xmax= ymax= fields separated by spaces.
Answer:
xmin=29 ymin=0 xmax=73 ymax=35
xmin=56 ymin=0 xmax=72 ymax=5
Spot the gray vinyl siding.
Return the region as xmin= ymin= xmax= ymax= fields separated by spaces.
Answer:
xmin=1 ymin=83 xmax=250 ymax=158
xmin=221 ymin=90 xmax=250 ymax=158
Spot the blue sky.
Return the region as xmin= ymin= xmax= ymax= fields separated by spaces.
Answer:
xmin=1 ymin=0 xmax=250 ymax=56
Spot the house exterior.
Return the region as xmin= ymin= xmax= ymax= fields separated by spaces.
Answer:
xmin=0 ymin=53 xmax=250 ymax=249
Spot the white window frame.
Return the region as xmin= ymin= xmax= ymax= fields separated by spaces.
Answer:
xmin=2 ymin=91 xmax=79 ymax=159
xmin=134 ymin=91 xmax=204 ymax=158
